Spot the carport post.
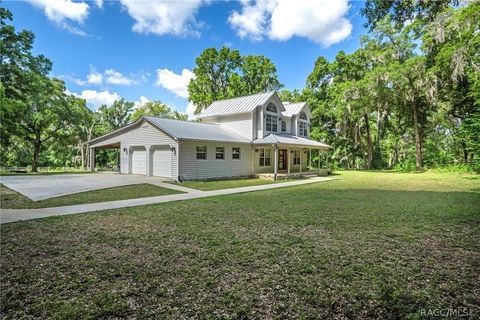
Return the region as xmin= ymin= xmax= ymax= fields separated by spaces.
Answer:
xmin=89 ymin=148 xmax=95 ymax=172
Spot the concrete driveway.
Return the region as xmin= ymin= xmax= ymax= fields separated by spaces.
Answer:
xmin=0 ymin=173 xmax=172 ymax=201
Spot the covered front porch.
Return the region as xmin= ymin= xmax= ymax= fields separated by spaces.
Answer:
xmin=252 ymin=134 xmax=333 ymax=181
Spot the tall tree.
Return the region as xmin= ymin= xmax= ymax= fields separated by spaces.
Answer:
xmin=130 ymin=100 xmax=188 ymax=122
xmin=240 ymin=55 xmax=282 ymax=94
xmin=98 ymin=99 xmax=134 ymax=131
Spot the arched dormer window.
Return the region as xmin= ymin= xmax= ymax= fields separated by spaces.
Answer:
xmin=298 ymin=111 xmax=309 ymax=137
xmin=266 ymin=103 xmax=277 ymax=113
xmin=265 ymin=103 xmax=278 ymax=132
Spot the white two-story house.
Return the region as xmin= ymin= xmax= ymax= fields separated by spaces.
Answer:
xmin=88 ymin=91 xmax=332 ymax=181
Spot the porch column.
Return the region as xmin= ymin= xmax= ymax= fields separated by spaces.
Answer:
xmin=318 ymin=149 xmax=321 ymax=170
xmin=309 ymin=150 xmax=312 ymax=170
xmin=274 ymin=145 xmax=278 ymax=181
xmin=299 ymin=148 xmax=303 ymax=173
xmin=325 ymin=150 xmax=329 ymax=171
xmin=287 ymin=148 xmax=290 ymax=174
xmin=89 ymin=147 xmax=95 ymax=172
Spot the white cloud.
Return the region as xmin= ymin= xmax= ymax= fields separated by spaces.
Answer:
xmin=27 ymin=0 xmax=90 ymax=35
xmin=228 ymin=0 xmax=352 ymax=47
xmin=185 ymin=101 xmax=197 ymax=120
xmin=72 ymin=89 xmax=120 ymax=109
xmin=105 ymin=69 xmax=138 ymax=86
xmin=119 ymin=0 xmax=207 ymax=37
xmin=156 ymin=68 xmax=195 ymax=99
xmin=95 ymin=0 xmax=103 ymax=8
xmin=134 ymin=96 xmax=150 ymax=109
xmin=87 ymin=70 xmax=103 ymax=85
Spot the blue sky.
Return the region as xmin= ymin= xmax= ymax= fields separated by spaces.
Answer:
xmin=4 ymin=0 xmax=368 ymax=117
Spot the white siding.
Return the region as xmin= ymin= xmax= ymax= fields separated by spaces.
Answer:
xmin=89 ymin=120 xmax=178 ymax=180
xmin=178 ymin=141 xmax=252 ymax=180
xmin=200 ymin=113 xmax=253 ymax=140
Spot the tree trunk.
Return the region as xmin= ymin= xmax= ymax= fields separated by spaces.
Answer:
xmin=31 ymin=138 xmax=42 ymax=172
xmin=80 ymin=143 xmax=85 ymax=169
xmin=412 ymin=104 xmax=423 ymax=170
xmin=364 ymin=113 xmax=373 ymax=169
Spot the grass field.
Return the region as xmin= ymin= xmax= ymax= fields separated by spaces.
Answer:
xmin=0 ymin=184 xmax=182 ymax=209
xmin=1 ymin=171 xmax=479 ymax=319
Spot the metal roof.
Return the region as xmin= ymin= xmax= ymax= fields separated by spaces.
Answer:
xmin=198 ymin=92 xmax=275 ymax=118
xmin=281 ymin=102 xmax=311 ymax=118
xmin=253 ymin=133 xmax=332 ymax=148
xmin=144 ymin=116 xmax=250 ymax=143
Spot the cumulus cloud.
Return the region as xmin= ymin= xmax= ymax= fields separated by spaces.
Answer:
xmin=87 ymin=70 xmax=103 ymax=85
xmin=185 ymin=101 xmax=197 ymax=120
xmin=27 ymin=0 xmax=90 ymax=35
xmin=156 ymin=68 xmax=195 ymax=99
xmin=105 ymin=69 xmax=138 ymax=86
xmin=228 ymin=0 xmax=352 ymax=47
xmin=134 ymin=96 xmax=150 ymax=109
xmin=119 ymin=0 xmax=207 ymax=37
xmin=71 ymin=89 xmax=120 ymax=109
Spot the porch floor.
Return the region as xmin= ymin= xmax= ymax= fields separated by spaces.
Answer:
xmin=255 ymin=169 xmax=330 ymax=181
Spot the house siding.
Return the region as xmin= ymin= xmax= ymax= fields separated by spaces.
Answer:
xmin=200 ymin=113 xmax=253 ymax=140
xmin=90 ymin=120 xmax=178 ymax=180
xmin=178 ymin=141 xmax=252 ymax=180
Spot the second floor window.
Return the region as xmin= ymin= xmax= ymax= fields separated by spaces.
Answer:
xmin=196 ymin=146 xmax=207 ymax=160
xmin=266 ymin=114 xmax=278 ymax=132
xmin=281 ymin=121 xmax=286 ymax=133
xmin=259 ymin=148 xmax=271 ymax=166
xmin=299 ymin=121 xmax=308 ymax=137
xmin=216 ymin=147 xmax=225 ymax=160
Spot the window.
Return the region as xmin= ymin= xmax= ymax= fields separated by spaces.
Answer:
xmin=281 ymin=121 xmax=286 ymax=133
xmin=266 ymin=114 xmax=278 ymax=132
xmin=293 ymin=150 xmax=301 ymax=165
xmin=196 ymin=146 xmax=207 ymax=160
xmin=215 ymin=147 xmax=225 ymax=160
xmin=299 ymin=111 xmax=307 ymax=120
xmin=259 ymin=148 xmax=271 ymax=166
xmin=232 ymin=147 xmax=240 ymax=160
xmin=266 ymin=103 xmax=277 ymax=113
xmin=299 ymin=121 xmax=308 ymax=137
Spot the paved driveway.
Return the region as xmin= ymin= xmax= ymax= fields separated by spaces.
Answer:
xmin=0 ymin=173 xmax=172 ymax=201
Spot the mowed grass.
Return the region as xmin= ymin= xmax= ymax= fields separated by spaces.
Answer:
xmin=178 ymin=177 xmax=280 ymax=191
xmin=0 ymin=184 xmax=182 ymax=209
xmin=1 ymin=171 xmax=479 ymax=319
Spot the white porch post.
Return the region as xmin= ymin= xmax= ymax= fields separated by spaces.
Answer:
xmin=287 ymin=148 xmax=290 ymax=174
xmin=89 ymin=147 xmax=95 ymax=172
xmin=318 ymin=149 xmax=321 ymax=170
xmin=309 ymin=149 xmax=312 ymax=170
xmin=299 ymin=148 xmax=303 ymax=173
xmin=274 ymin=145 xmax=278 ymax=180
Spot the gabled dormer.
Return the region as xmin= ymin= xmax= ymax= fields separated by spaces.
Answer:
xmin=282 ymin=102 xmax=312 ymax=138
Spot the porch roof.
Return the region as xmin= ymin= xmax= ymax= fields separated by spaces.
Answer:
xmin=252 ymin=134 xmax=332 ymax=149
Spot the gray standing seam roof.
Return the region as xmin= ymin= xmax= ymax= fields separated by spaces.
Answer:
xmin=198 ymin=92 xmax=275 ymax=118
xmin=144 ymin=116 xmax=250 ymax=143
xmin=282 ymin=102 xmax=307 ymax=117
xmin=253 ymin=133 xmax=332 ymax=148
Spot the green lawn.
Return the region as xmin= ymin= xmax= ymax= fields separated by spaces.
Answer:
xmin=177 ymin=177 xmax=283 ymax=191
xmin=0 ymin=184 xmax=183 ymax=209
xmin=1 ymin=171 xmax=479 ymax=319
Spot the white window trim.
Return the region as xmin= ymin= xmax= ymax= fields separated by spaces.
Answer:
xmin=196 ymin=145 xmax=207 ymax=161
xmin=298 ymin=120 xmax=308 ymax=137
xmin=259 ymin=148 xmax=271 ymax=167
xmin=232 ymin=147 xmax=241 ymax=160
xmin=215 ymin=146 xmax=225 ymax=160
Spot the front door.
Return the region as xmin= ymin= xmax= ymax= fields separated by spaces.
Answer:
xmin=278 ymin=149 xmax=288 ymax=170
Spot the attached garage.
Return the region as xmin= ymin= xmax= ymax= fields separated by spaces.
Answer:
xmin=151 ymin=146 xmax=171 ymax=178
xmin=131 ymin=148 xmax=147 ymax=175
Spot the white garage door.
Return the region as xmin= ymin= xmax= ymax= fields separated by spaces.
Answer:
xmin=152 ymin=146 xmax=171 ymax=178
xmin=131 ymin=149 xmax=146 ymax=175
